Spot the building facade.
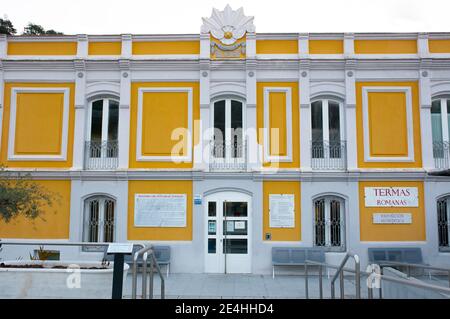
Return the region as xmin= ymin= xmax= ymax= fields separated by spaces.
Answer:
xmin=1 ymin=5 xmax=450 ymax=274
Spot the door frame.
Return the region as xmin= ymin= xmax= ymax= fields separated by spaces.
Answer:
xmin=204 ymin=191 xmax=252 ymax=273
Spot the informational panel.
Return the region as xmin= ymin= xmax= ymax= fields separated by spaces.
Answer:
xmin=373 ymin=213 xmax=412 ymax=224
xmin=107 ymin=243 xmax=134 ymax=254
xmin=134 ymin=194 xmax=187 ymax=227
xmin=269 ymin=194 xmax=295 ymax=228
xmin=364 ymin=187 xmax=418 ymax=207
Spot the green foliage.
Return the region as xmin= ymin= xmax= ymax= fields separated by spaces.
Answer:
xmin=23 ymin=23 xmax=63 ymax=36
xmin=0 ymin=18 xmax=16 ymax=35
xmin=0 ymin=166 xmax=60 ymax=223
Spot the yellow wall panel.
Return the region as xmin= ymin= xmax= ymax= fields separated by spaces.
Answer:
xmin=88 ymin=41 xmax=121 ymax=55
xmin=1 ymin=83 xmax=75 ymax=168
xmin=354 ymin=40 xmax=417 ymax=54
xmin=128 ymin=180 xmax=193 ymax=241
xmin=7 ymin=42 xmax=77 ymax=55
xmin=141 ymin=92 xmax=189 ymax=156
xmin=368 ymin=92 xmax=408 ymax=157
xmin=309 ymin=40 xmax=344 ymax=54
xmin=263 ymin=181 xmax=301 ymax=241
xmin=14 ymin=93 xmax=64 ymax=155
xmin=257 ymin=82 xmax=300 ymax=168
xmin=132 ymin=41 xmax=200 ymax=55
xmin=268 ymin=92 xmax=287 ymax=156
xmin=359 ymin=181 xmax=425 ymax=242
xmin=256 ymin=40 xmax=298 ymax=54
xmin=429 ymin=39 xmax=450 ymax=53
xmin=129 ymin=82 xmax=199 ymax=169
xmin=0 ymin=180 xmax=71 ymax=239
xmin=356 ymin=82 xmax=422 ymax=168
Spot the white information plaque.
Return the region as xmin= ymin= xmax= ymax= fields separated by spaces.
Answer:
xmin=373 ymin=213 xmax=412 ymax=224
xmin=365 ymin=187 xmax=419 ymax=207
xmin=107 ymin=243 xmax=134 ymax=254
xmin=134 ymin=194 xmax=187 ymax=227
xmin=269 ymin=194 xmax=295 ymax=228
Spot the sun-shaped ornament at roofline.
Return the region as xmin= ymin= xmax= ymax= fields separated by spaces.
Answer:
xmin=201 ymin=5 xmax=255 ymax=45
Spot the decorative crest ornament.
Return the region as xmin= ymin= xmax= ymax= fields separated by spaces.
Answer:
xmin=201 ymin=5 xmax=255 ymax=45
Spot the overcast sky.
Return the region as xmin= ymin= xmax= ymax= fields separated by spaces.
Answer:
xmin=1 ymin=0 xmax=449 ymax=35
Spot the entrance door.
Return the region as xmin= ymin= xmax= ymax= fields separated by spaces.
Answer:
xmin=205 ymin=192 xmax=251 ymax=273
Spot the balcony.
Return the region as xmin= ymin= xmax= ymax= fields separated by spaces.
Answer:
xmin=311 ymin=140 xmax=347 ymax=171
xmin=84 ymin=141 xmax=118 ymax=170
xmin=209 ymin=140 xmax=247 ymax=171
xmin=433 ymin=141 xmax=450 ymax=170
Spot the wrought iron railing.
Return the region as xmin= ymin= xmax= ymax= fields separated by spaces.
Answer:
xmin=433 ymin=141 xmax=450 ymax=169
xmin=84 ymin=140 xmax=119 ymax=170
xmin=209 ymin=139 xmax=247 ymax=171
xmin=311 ymin=140 xmax=347 ymax=170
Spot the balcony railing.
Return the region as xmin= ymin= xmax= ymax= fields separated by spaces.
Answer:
xmin=84 ymin=141 xmax=118 ymax=170
xmin=209 ymin=140 xmax=247 ymax=171
xmin=311 ymin=140 xmax=347 ymax=170
xmin=433 ymin=141 xmax=450 ymax=169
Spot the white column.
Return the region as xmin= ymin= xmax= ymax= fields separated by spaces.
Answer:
xmin=344 ymin=33 xmax=355 ymax=59
xmin=345 ymin=59 xmax=358 ymax=171
xmin=118 ymin=59 xmax=131 ymax=169
xmin=299 ymin=59 xmax=311 ymax=171
xmin=298 ymin=33 xmax=309 ymax=59
xmin=246 ymin=32 xmax=259 ymax=171
xmin=0 ymin=34 xmax=7 ymax=58
xmin=419 ymin=59 xmax=435 ymax=170
xmin=0 ymin=64 xmax=4 ymax=153
xmin=72 ymin=60 xmax=87 ymax=170
xmin=418 ymin=33 xmax=429 ymax=59
xmin=121 ymin=34 xmax=132 ymax=59
xmin=76 ymin=34 xmax=88 ymax=58
xmin=197 ymin=33 xmax=210 ymax=171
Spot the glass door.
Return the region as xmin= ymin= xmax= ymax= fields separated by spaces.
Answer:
xmin=205 ymin=192 xmax=251 ymax=273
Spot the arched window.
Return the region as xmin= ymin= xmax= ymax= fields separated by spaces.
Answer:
xmin=83 ymin=195 xmax=116 ymax=246
xmin=210 ymin=98 xmax=245 ymax=171
xmin=437 ymin=196 xmax=450 ymax=251
xmin=85 ymin=98 xmax=119 ymax=170
xmin=313 ymin=196 xmax=345 ymax=251
xmin=431 ymin=98 xmax=450 ymax=169
xmin=311 ymin=98 xmax=346 ymax=170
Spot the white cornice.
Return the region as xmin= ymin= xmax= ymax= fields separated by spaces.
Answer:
xmin=255 ymin=33 xmax=299 ymax=41
xmin=132 ymin=34 xmax=200 ymax=42
xmin=7 ymin=35 xmax=77 ymax=42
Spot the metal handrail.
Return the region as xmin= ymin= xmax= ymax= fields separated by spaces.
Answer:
xmin=330 ymin=252 xmax=360 ymax=299
xmin=375 ymin=261 xmax=450 ymax=288
xmin=305 ymin=259 xmax=450 ymax=299
xmin=131 ymin=245 xmax=165 ymax=299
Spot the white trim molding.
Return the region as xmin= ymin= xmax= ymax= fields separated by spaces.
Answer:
xmin=136 ymin=87 xmax=193 ymax=162
xmin=362 ymin=86 xmax=414 ymax=163
xmin=263 ymin=87 xmax=293 ymax=163
xmin=8 ymin=87 xmax=70 ymax=161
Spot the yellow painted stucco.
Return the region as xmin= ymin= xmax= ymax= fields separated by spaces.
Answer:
xmin=0 ymin=180 xmax=71 ymax=239
xmin=263 ymin=181 xmax=301 ymax=241
xmin=7 ymin=42 xmax=77 ymax=55
xmin=257 ymin=82 xmax=300 ymax=168
xmin=354 ymin=40 xmax=417 ymax=54
xmin=1 ymin=83 xmax=75 ymax=168
xmin=14 ymin=92 xmax=64 ymax=155
xmin=256 ymin=40 xmax=298 ymax=54
xmin=88 ymin=41 xmax=122 ymax=55
xmin=309 ymin=40 xmax=344 ymax=54
xmin=429 ymin=39 xmax=450 ymax=53
xmin=132 ymin=41 xmax=200 ymax=55
xmin=128 ymin=180 xmax=193 ymax=241
xmin=268 ymin=92 xmax=287 ymax=156
xmin=129 ymin=82 xmax=199 ymax=169
xmin=359 ymin=181 xmax=425 ymax=242
xmin=356 ymin=82 xmax=422 ymax=168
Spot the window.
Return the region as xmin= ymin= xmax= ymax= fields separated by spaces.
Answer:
xmin=83 ymin=196 xmax=116 ymax=251
xmin=431 ymin=98 xmax=450 ymax=168
xmin=437 ymin=196 xmax=450 ymax=251
xmin=314 ymin=196 xmax=345 ymax=251
xmin=210 ymin=99 xmax=246 ymax=171
xmin=311 ymin=99 xmax=346 ymax=169
xmin=85 ymin=98 xmax=119 ymax=169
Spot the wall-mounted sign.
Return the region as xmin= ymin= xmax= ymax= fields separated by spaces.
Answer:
xmin=373 ymin=213 xmax=412 ymax=224
xmin=134 ymin=194 xmax=186 ymax=227
xmin=269 ymin=194 xmax=295 ymax=228
xmin=194 ymin=194 xmax=202 ymax=205
xmin=235 ymin=221 xmax=246 ymax=230
xmin=364 ymin=187 xmax=418 ymax=207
